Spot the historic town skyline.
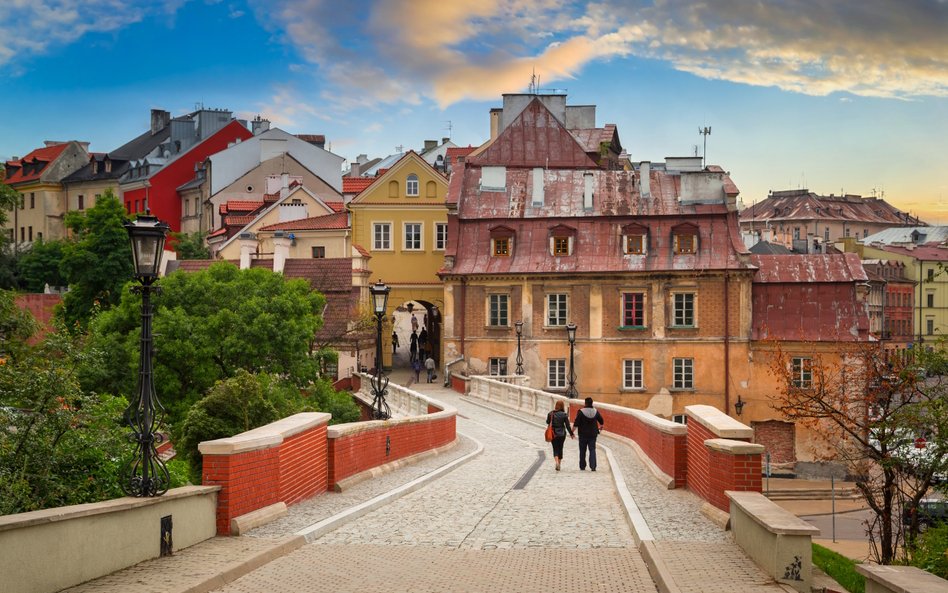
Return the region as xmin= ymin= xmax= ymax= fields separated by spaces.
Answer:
xmin=2 ymin=0 xmax=946 ymax=221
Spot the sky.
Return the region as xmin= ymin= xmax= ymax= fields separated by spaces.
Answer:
xmin=1 ymin=0 xmax=947 ymax=221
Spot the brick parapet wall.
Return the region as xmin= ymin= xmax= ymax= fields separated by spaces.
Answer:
xmin=685 ymin=405 xmax=762 ymax=511
xmin=202 ymin=446 xmax=282 ymax=535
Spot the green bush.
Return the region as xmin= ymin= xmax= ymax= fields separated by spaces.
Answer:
xmin=165 ymin=458 xmax=192 ymax=489
xmin=907 ymin=523 xmax=948 ymax=579
xmin=812 ymin=543 xmax=864 ymax=593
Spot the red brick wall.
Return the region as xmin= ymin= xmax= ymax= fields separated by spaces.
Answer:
xmin=451 ymin=374 xmax=469 ymax=393
xmin=686 ymin=419 xmax=715 ymax=502
xmin=279 ymin=426 xmax=328 ymax=505
xmin=202 ymin=447 xmax=281 ymax=535
xmin=686 ymin=419 xmax=761 ymax=511
xmin=597 ymin=406 xmax=687 ymax=487
xmin=328 ymin=415 xmax=456 ymax=487
xmin=15 ymin=293 xmax=61 ymax=344
xmin=752 ymin=420 xmax=795 ymax=465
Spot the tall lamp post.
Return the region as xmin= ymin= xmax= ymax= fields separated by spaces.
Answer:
xmin=121 ymin=213 xmax=171 ymax=497
xmin=514 ymin=320 xmax=524 ymax=375
xmin=370 ymin=280 xmax=391 ymax=420
xmin=565 ymin=322 xmax=578 ymax=400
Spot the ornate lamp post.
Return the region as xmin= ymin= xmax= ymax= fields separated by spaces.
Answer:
xmin=565 ymin=322 xmax=578 ymax=400
xmin=121 ymin=213 xmax=171 ymax=497
xmin=370 ymin=280 xmax=392 ymax=420
xmin=514 ymin=320 xmax=524 ymax=375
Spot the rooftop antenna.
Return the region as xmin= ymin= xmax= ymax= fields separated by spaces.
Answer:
xmin=693 ymin=144 xmax=700 ymax=157
xmin=443 ymin=120 xmax=453 ymax=139
xmin=698 ymin=126 xmax=711 ymax=168
xmin=529 ymin=68 xmax=540 ymax=94
xmin=395 ymin=145 xmax=404 ymax=153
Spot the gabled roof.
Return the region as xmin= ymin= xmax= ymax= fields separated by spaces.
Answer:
xmin=343 ymin=176 xmax=375 ymax=194
xmin=445 ymin=145 xmax=477 ymax=161
xmin=750 ymin=253 xmax=868 ymax=283
xmin=741 ymin=190 xmax=921 ymax=226
xmin=748 ymin=240 xmax=792 ymax=255
xmin=5 ymin=143 xmax=70 ymax=184
xmin=349 ymin=151 xmax=445 ymax=205
xmin=215 ymin=184 xmax=337 ymax=250
xmin=467 ymin=98 xmax=598 ymax=169
xmin=259 ymin=211 xmax=348 ymax=231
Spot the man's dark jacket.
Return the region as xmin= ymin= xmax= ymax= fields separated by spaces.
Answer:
xmin=573 ymin=406 xmax=604 ymax=439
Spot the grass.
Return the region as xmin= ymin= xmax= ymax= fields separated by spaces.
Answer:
xmin=812 ymin=543 xmax=865 ymax=593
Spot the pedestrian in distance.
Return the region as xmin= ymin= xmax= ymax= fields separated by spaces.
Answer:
xmin=409 ymin=330 xmax=418 ymax=362
xmin=573 ymin=396 xmax=604 ymax=471
xmin=546 ymin=400 xmax=574 ymax=471
xmin=411 ymin=313 xmax=419 ymax=332
xmin=391 ymin=330 xmax=400 ymax=353
xmin=425 ymin=355 xmax=436 ymax=383
xmin=412 ymin=357 xmax=422 ymax=383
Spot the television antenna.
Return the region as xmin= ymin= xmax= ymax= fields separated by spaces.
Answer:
xmin=698 ymin=126 xmax=711 ymax=168
xmin=443 ymin=120 xmax=453 ymax=138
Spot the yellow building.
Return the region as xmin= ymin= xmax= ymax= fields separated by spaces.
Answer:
xmin=347 ymin=152 xmax=449 ymax=368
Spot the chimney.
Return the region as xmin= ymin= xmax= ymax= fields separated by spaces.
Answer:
xmin=424 ymin=139 xmax=438 ymax=152
xmin=280 ymin=173 xmax=289 ymax=199
xmin=252 ymin=116 xmax=271 ymax=135
xmin=150 ymin=109 xmax=171 ymax=135
xmin=272 ymin=231 xmax=291 ymax=274
xmin=350 ymin=162 xmax=362 ymax=178
xmin=639 ymin=161 xmax=651 ymax=197
xmin=356 ymin=153 xmax=368 ymax=165
xmin=238 ymin=233 xmax=256 ymax=270
xmin=442 ymin=137 xmax=450 ymax=144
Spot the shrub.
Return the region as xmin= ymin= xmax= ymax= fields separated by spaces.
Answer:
xmin=907 ymin=522 xmax=948 ymax=579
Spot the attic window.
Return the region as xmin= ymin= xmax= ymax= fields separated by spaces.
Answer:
xmin=490 ymin=225 xmax=515 ymax=257
xmin=548 ymin=225 xmax=576 ymax=256
xmin=672 ymin=223 xmax=699 ymax=255
xmin=621 ymin=223 xmax=648 ymax=255
xmin=481 ymin=166 xmax=506 ymax=191
xmin=406 ymin=174 xmax=419 ymax=196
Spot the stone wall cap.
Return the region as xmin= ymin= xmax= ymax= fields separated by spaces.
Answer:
xmin=198 ymin=412 xmax=331 ymax=454
xmin=685 ymin=404 xmax=753 ymax=438
xmin=625 ymin=408 xmax=687 ymax=435
xmin=726 ymin=491 xmax=820 ymax=536
xmin=705 ymin=438 xmax=766 ymax=455
xmin=327 ymin=410 xmax=456 ymax=438
xmin=856 ymin=564 xmax=948 ymax=593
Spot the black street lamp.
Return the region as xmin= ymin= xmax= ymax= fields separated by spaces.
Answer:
xmin=370 ymin=280 xmax=392 ymax=420
xmin=565 ymin=322 xmax=578 ymax=400
xmin=121 ymin=213 xmax=171 ymax=497
xmin=514 ymin=320 xmax=524 ymax=375
xmin=734 ymin=395 xmax=746 ymax=417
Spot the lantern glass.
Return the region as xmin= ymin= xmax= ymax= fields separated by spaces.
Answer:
xmin=125 ymin=215 xmax=169 ymax=278
xmin=370 ymin=280 xmax=390 ymax=316
xmin=515 ymin=320 xmax=523 ymax=336
xmin=566 ymin=322 xmax=577 ymax=343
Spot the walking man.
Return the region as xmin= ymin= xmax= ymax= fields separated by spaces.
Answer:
xmin=573 ymin=397 xmax=604 ymax=471
xmin=391 ymin=330 xmax=400 ymax=354
xmin=424 ymin=355 xmax=436 ymax=383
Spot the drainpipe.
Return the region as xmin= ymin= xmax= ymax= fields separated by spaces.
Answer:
xmin=724 ymin=272 xmax=731 ymax=416
xmin=459 ymin=277 xmax=466 ymax=356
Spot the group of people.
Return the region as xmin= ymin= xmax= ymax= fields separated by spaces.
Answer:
xmin=546 ymin=397 xmax=605 ymax=472
xmin=391 ymin=312 xmax=436 ymax=384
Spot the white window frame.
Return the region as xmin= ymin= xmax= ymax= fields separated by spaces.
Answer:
xmin=673 ymin=358 xmax=693 ymax=390
xmin=623 ymin=359 xmax=643 ymax=390
xmin=791 ymin=357 xmax=812 ymax=388
xmin=488 ymin=294 xmax=509 ymax=327
xmin=372 ymin=222 xmax=392 ymax=251
xmin=489 ymin=358 xmax=508 ymax=376
xmin=406 ymin=174 xmax=419 ymax=197
xmin=546 ymin=293 xmax=568 ymax=327
xmin=548 ymin=359 xmax=566 ymax=389
xmin=403 ymin=222 xmax=423 ymax=251
xmin=434 ymin=222 xmax=447 ymax=251
xmin=672 ymin=292 xmax=695 ymax=328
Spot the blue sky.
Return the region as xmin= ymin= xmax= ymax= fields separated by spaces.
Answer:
xmin=2 ymin=0 xmax=947 ymax=221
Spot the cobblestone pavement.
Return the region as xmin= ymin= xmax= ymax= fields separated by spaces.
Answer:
xmin=651 ymin=541 xmax=785 ymax=593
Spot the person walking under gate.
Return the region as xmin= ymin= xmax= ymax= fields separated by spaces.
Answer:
xmin=409 ymin=330 xmax=418 ymax=362
xmin=573 ymin=397 xmax=604 ymax=471
xmin=424 ymin=355 xmax=436 ymax=383
xmin=391 ymin=330 xmax=400 ymax=354
xmin=546 ymin=400 xmax=574 ymax=471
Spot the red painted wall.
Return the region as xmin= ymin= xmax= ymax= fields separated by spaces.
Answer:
xmin=123 ymin=120 xmax=252 ymax=233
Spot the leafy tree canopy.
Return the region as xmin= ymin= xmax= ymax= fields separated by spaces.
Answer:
xmin=171 ymin=231 xmax=211 ymax=260
xmin=59 ymin=189 xmax=132 ymax=328
xmin=17 ymin=237 xmax=68 ymax=292
xmin=84 ymin=261 xmax=327 ymax=426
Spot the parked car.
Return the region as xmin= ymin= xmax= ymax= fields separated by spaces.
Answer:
xmin=903 ymin=499 xmax=948 ymax=530
xmin=868 ymin=428 xmax=947 ymax=485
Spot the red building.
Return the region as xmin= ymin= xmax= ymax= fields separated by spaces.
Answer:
xmin=120 ymin=110 xmax=252 ymax=232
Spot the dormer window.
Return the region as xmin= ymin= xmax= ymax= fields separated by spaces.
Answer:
xmin=406 ymin=173 xmax=419 ymax=196
xmin=490 ymin=225 xmax=515 ymax=257
xmin=672 ymin=223 xmax=699 ymax=255
xmin=548 ymin=224 xmax=576 ymax=257
xmin=621 ymin=223 xmax=648 ymax=255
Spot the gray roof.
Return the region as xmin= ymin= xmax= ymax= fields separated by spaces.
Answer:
xmin=749 ymin=240 xmax=792 ymax=255
xmin=862 ymin=226 xmax=948 ymax=246
xmin=62 ymin=126 xmax=171 ymax=184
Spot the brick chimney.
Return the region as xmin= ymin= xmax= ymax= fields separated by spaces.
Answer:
xmin=151 ymin=109 xmax=171 ymax=135
xmin=272 ymin=232 xmax=291 ymax=274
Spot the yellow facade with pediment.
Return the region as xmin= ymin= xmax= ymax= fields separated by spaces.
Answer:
xmin=348 ymin=152 xmax=448 ymax=368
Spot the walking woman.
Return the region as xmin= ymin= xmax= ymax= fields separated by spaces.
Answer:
xmin=546 ymin=400 xmax=575 ymax=471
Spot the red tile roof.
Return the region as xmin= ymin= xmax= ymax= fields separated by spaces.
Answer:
xmin=446 ymin=146 xmax=477 ymax=161
xmin=4 ymin=143 xmax=71 ymax=184
xmin=259 ymin=212 xmax=348 ymax=231
xmin=225 ymin=215 xmax=256 ymax=226
xmin=219 ymin=200 xmax=264 ymax=215
xmin=325 ymin=201 xmax=345 ymax=213
xmin=343 ymin=177 xmax=374 ymax=194
xmin=741 ymin=190 xmax=921 ymax=226
xmin=352 ymin=244 xmax=371 ymax=258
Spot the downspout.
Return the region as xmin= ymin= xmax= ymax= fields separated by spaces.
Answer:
xmin=459 ymin=277 xmax=466 ymax=357
xmin=724 ymin=271 xmax=730 ymax=416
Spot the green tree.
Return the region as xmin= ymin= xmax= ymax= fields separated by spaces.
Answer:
xmin=16 ymin=237 xmax=68 ymax=292
xmin=0 ymin=289 xmax=38 ymax=361
xmin=0 ymin=183 xmax=23 ymax=289
xmin=171 ymin=231 xmax=211 ymax=260
xmin=59 ymin=189 xmax=132 ymax=328
xmin=85 ymin=261 xmax=327 ymax=426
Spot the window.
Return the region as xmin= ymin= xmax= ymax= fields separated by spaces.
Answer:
xmin=77 ymin=195 xmax=84 ymax=210
xmin=927 ymin=317 xmax=935 ymax=335
xmin=553 ymin=236 xmax=570 ymax=256
xmin=927 ymin=292 xmax=935 ymax=308
xmin=28 ymin=226 xmax=33 ymax=241
xmin=583 ymin=172 xmax=594 ymax=210
xmin=404 ymin=222 xmax=422 ymax=250
xmin=373 ymin=222 xmax=392 ymax=250
xmin=673 ymin=233 xmax=696 ymax=254
xmin=672 ymin=293 xmax=695 ymax=327
xmin=312 ymin=246 xmax=326 ymax=258
xmin=793 ymin=227 xmax=800 ymax=240
xmin=489 ymin=358 xmax=508 ymax=376
xmin=673 ymin=358 xmax=693 ymax=389
xmin=672 ymin=414 xmax=688 ymax=425
xmin=548 ymin=359 xmax=566 ymax=388
xmin=622 ymin=292 xmax=645 ymax=327
xmin=863 ymin=229 xmax=868 ymax=238
xmin=928 ymin=268 xmax=935 ymax=281
xmin=30 ymin=193 xmax=35 ymax=209
xmin=488 ymin=294 xmax=509 ymax=327
xmin=546 ymin=294 xmax=568 ymax=326
xmin=406 ymin=174 xmax=419 ymax=196
xmin=623 ymin=359 xmax=643 ymax=389
xmin=625 ymin=234 xmax=644 ymax=255
xmin=824 ymin=227 xmax=830 ymax=241
xmin=532 ymin=167 xmax=544 ymax=206
xmin=493 ymin=237 xmax=510 ymax=256
xmin=435 ymin=222 xmax=447 ymax=250
xmin=845 ymin=227 xmax=851 ymax=237
xmin=480 ymin=166 xmax=506 ymax=191
xmin=20 ymin=227 xmax=24 ymax=242
xmin=184 ymin=199 xmax=189 ymax=216
xmin=791 ymin=357 xmax=812 ymax=388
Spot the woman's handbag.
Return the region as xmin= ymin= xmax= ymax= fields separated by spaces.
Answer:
xmin=544 ymin=417 xmax=555 ymax=442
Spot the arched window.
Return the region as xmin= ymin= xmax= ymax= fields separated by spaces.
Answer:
xmin=406 ymin=174 xmax=419 ymax=196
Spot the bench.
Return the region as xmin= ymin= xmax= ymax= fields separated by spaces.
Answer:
xmin=856 ymin=564 xmax=948 ymax=593
xmin=727 ymin=490 xmax=820 ymax=593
